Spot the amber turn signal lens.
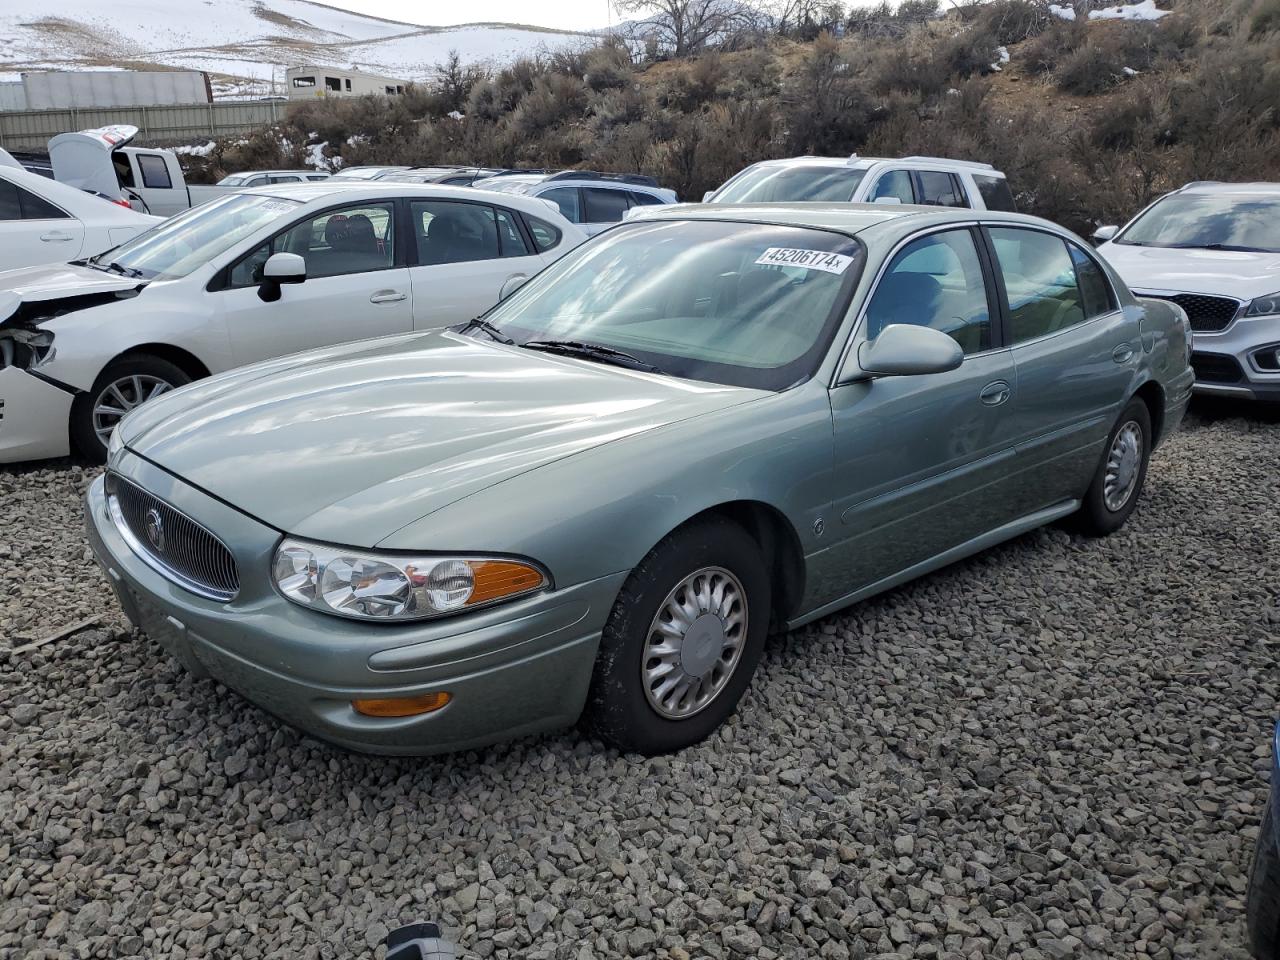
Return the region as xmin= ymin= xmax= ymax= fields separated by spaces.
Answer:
xmin=467 ymin=560 xmax=547 ymax=606
xmin=352 ymin=692 xmax=452 ymax=718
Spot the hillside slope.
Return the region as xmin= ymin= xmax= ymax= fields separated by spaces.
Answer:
xmin=0 ymin=0 xmax=591 ymax=97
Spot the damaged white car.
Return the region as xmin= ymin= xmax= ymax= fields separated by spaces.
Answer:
xmin=0 ymin=181 xmax=583 ymax=462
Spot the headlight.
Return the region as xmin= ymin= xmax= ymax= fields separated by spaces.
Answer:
xmin=272 ymin=538 xmax=548 ymax=622
xmin=107 ymin=423 xmax=125 ymax=461
xmin=1245 ymin=292 xmax=1280 ymax=318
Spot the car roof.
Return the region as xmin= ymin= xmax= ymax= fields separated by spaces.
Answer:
xmin=628 ymin=201 xmax=1063 ymax=239
xmin=234 ymin=179 xmax=572 ymax=216
xmin=1177 ymin=181 xmax=1280 ymax=196
xmin=744 ymin=155 xmax=1004 ymax=176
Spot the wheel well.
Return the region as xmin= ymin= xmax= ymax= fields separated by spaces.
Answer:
xmin=1133 ymin=380 xmax=1165 ymax=445
xmin=111 ymin=344 xmax=212 ymax=382
xmin=682 ymin=501 xmax=806 ymax=630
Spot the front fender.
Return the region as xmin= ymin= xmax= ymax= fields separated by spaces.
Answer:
xmin=379 ymin=384 xmax=836 ymax=593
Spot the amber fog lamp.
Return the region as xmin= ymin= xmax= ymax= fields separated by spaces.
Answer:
xmin=352 ymin=692 xmax=452 ymax=718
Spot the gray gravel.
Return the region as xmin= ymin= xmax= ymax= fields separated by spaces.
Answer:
xmin=2 ymin=401 xmax=1277 ymax=960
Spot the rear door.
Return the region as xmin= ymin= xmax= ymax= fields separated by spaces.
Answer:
xmin=825 ymin=226 xmax=1020 ymax=595
xmin=216 ymin=199 xmax=412 ymax=365
xmin=0 ymin=176 xmax=85 ymax=267
xmin=406 ymin=197 xmax=549 ymax=329
xmin=984 ymin=225 xmax=1138 ymax=512
xmin=130 ymin=152 xmax=186 ymax=217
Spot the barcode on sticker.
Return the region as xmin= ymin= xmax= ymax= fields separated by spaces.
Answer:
xmin=754 ymin=248 xmax=852 ymax=275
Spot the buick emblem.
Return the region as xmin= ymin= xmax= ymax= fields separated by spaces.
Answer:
xmin=144 ymin=508 xmax=166 ymax=553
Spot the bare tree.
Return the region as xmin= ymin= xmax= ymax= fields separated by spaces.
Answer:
xmin=614 ymin=0 xmax=751 ymax=57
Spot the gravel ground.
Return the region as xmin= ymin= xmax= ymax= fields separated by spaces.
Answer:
xmin=2 ymin=400 xmax=1277 ymax=960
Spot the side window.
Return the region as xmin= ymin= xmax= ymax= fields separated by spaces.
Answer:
xmin=914 ymin=171 xmax=967 ymax=208
xmin=270 ymin=175 xmax=302 ymax=184
xmin=112 ymin=153 xmax=136 ymax=189
xmin=629 ymin=191 xmax=664 ymax=206
xmin=989 ymin=228 xmax=1086 ymax=343
xmin=412 ymin=200 xmax=500 ymax=265
xmin=865 ymin=229 xmax=993 ymax=355
xmin=973 ymin=174 xmax=1017 ymax=212
xmin=245 ymin=176 xmax=267 ymax=187
xmin=229 ymin=202 xmax=396 ymax=287
xmin=524 ymin=215 xmax=562 ymax=253
xmin=0 ymin=181 xmax=21 ymax=220
xmin=1069 ymin=243 xmax=1116 ymax=319
xmin=18 ymin=186 xmax=68 ymax=220
xmin=868 ymin=170 xmax=914 ymax=204
xmin=541 ymin=187 xmax=581 ymax=223
xmin=495 ymin=208 xmax=532 ymax=257
xmin=582 ymin=187 xmax=631 ymax=223
xmin=137 ymin=155 xmax=173 ymax=190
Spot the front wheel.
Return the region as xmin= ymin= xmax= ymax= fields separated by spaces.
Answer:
xmin=1074 ymin=398 xmax=1151 ymax=537
xmin=581 ymin=517 xmax=771 ymax=755
xmin=71 ymin=355 xmax=190 ymax=463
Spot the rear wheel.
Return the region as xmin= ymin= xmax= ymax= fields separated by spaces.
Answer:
xmin=72 ymin=355 xmax=190 ymax=463
xmin=581 ymin=517 xmax=770 ymax=755
xmin=1074 ymin=398 xmax=1151 ymax=537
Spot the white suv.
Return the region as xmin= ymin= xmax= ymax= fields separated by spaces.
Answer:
xmin=475 ymin=171 xmax=678 ymax=236
xmin=1094 ymin=182 xmax=1280 ymax=402
xmin=706 ymin=155 xmax=1017 ymax=211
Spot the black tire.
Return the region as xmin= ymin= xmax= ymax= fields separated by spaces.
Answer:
xmin=581 ymin=517 xmax=771 ymax=755
xmin=1249 ymin=798 xmax=1280 ymax=959
xmin=71 ymin=354 xmax=191 ymax=463
xmin=1074 ymin=397 xmax=1152 ymax=537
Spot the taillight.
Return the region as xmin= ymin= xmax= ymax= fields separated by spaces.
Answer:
xmin=113 ymin=198 xmax=132 ymax=208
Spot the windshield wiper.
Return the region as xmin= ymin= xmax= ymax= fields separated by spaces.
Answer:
xmin=455 ymin=317 xmax=514 ymax=344
xmin=521 ymin=339 xmax=664 ymax=374
xmin=1166 ymin=242 xmax=1275 ymax=252
xmin=98 ymin=260 xmax=145 ymax=278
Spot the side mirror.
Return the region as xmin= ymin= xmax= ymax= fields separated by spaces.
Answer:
xmin=499 ymin=274 xmax=528 ymax=301
xmin=258 ymin=252 xmax=306 ymax=302
xmin=839 ymin=324 xmax=963 ymax=383
xmin=702 ymin=191 xmax=715 ymax=203
xmin=1091 ymin=225 xmax=1119 ymax=245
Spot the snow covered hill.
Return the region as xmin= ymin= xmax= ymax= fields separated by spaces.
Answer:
xmin=0 ymin=0 xmax=593 ymax=98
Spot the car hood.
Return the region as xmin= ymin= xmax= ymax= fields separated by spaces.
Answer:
xmin=121 ymin=332 xmax=763 ymax=546
xmin=1098 ymin=242 xmax=1280 ymax=299
xmin=0 ymin=262 xmax=144 ymax=325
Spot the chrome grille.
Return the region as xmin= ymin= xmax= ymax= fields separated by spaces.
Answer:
xmin=106 ymin=473 xmax=239 ymax=601
xmin=1142 ymin=293 xmax=1241 ymax=332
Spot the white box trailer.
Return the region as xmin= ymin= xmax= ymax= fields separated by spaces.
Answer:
xmin=286 ymin=66 xmax=408 ymax=100
xmin=21 ymin=70 xmax=212 ymax=110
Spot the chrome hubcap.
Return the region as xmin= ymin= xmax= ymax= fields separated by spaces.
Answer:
xmin=1103 ymin=420 xmax=1143 ymax=512
xmin=92 ymin=375 xmax=174 ymax=446
xmin=642 ymin=566 xmax=747 ymax=720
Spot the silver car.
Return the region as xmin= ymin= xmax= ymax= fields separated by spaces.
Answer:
xmin=85 ymin=204 xmax=1194 ymax=756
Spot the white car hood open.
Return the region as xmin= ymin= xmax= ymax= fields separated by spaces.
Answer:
xmin=1098 ymin=242 xmax=1280 ymax=300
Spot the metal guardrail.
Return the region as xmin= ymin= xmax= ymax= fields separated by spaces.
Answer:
xmin=0 ymin=101 xmax=285 ymax=150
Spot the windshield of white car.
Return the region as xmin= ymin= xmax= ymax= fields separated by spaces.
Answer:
xmin=1115 ymin=194 xmax=1280 ymax=253
xmin=89 ymin=194 xmax=303 ymax=281
xmin=712 ymin=166 xmax=866 ymax=203
xmin=477 ymin=219 xmax=863 ymax=391
xmin=217 ymin=175 xmax=246 ymax=186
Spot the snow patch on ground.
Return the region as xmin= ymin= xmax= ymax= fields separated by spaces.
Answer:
xmin=173 ymin=140 xmax=216 ymax=157
xmin=304 ymin=140 xmax=327 ymax=170
xmin=1089 ymin=1 xmax=1170 ymax=21
xmin=1049 ymin=4 xmax=1077 ymax=20
xmin=990 ymin=45 xmax=1010 ymax=72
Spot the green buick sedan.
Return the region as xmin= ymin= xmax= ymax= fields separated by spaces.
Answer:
xmin=85 ymin=203 xmax=1194 ymax=756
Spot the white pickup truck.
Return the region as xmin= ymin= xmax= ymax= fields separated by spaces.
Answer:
xmin=49 ymin=125 xmax=232 ymax=217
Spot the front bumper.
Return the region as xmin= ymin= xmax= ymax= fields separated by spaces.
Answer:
xmin=0 ymin=367 xmax=74 ymax=462
xmin=1187 ymin=313 xmax=1280 ymax=401
xmin=84 ymin=459 xmax=625 ymax=756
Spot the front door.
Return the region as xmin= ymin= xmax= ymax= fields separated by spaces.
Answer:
xmin=985 ymin=226 xmax=1140 ymax=512
xmin=217 ymin=200 xmax=413 ymax=366
xmin=822 ymin=227 xmax=1018 ymax=599
xmin=407 ymin=198 xmax=549 ymax=330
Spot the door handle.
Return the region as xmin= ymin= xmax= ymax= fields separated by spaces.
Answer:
xmin=979 ymin=380 xmax=1011 ymax=406
xmin=40 ymin=232 xmax=73 ymax=242
xmin=1112 ymin=344 xmax=1135 ymax=364
xmin=370 ymin=290 xmax=407 ymax=304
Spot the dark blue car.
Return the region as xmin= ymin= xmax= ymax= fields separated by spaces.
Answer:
xmin=1249 ymin=722 xmax=1280 ymax=958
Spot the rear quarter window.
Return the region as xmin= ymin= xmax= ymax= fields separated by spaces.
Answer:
xmin=974 ymin=174 xmax=1017 ymax=213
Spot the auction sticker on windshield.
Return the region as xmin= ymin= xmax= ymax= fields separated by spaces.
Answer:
xmin=755 ymin=247 xmax=853 ymax=274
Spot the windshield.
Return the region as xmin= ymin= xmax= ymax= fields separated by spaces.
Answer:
xmin=712 ymin=165 xmax=866 ymax=203
xmin=90 ymin=194 xmax=302 ymax=280
xmin=1116 ymin=193 xmax=1280 ymax=252
xmin=477 ymin=219 xmax=863 ymax=390
xmin=217 ymin=174 xmax=246 ymax=186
